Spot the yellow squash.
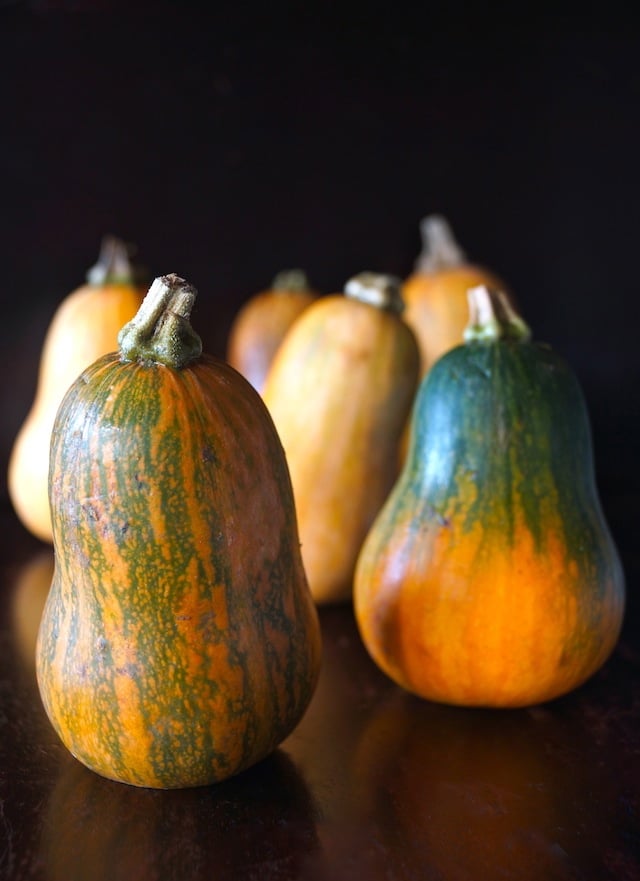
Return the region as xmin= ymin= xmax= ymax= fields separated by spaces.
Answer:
xmin=8 ymin=236 xmax=145 ymax=542
xmin=226 ymin=269 xmax=318 ymax=393
xmin=262 ymin=272 xmax=420 ymax=605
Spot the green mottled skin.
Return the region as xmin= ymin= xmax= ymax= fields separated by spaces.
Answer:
xmin=402 ymin=339 xmax=623 ymax=579
xmin=355 ymin=332 xmax=625 ymax=707
xmin=36 ymin=352 xmax=321 ymax=788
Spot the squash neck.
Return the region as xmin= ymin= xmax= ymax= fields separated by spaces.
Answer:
xmin=463 ymin=286 xmax=531 ymax=343
xmin=86 ymin=235 xmax=139 ymax=286
xmin=117 ymin=274 xmax=203 ymax=368
xmin=414 ymin=214 xmax=467 ymax=273
xmin=271 ymin=269 xmax=311 ymax=292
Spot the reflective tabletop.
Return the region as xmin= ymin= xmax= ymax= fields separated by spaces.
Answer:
xmin=1 ymin=498 xmax=638 ymax=881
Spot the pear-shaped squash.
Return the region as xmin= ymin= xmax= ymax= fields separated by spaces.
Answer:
xmin=36 ymin=273 xmax=321 ymax=788
xmin=8 ymin=236 xmax=146 ymax=542
xmin=402 ymin=215 xmax=507 ymax=377
xmin=354 ymin=286 xmax=625 ymax=707
xmin=262 ymin=272 xmax=420 ymax=605
xmin=226 ymin=269 xmax=318 ymax=393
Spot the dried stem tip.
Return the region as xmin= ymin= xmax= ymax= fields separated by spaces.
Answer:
xmin=118 ymin=273 xmax=203 ymax=368
xmin=415 ymin=214 xmax=467 ymax=273
xmin=464 ymin=285 xmax=531 ymax=344
xmin=344 ymin=272 xmax=406 ymax=315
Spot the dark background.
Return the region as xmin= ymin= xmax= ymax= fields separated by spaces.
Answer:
xmin=1 ymin=3 xmax=639 ymax=626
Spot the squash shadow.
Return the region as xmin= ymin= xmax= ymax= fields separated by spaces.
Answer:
xmin=40 ymin=748 xmax=322 ymax=881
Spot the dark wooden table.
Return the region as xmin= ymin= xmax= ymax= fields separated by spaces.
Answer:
xmin=1 ymin=497 xmax=638 ymax=881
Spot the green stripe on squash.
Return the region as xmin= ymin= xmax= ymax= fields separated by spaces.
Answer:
xmin=37 ymin=274 xmax=321 ymax=788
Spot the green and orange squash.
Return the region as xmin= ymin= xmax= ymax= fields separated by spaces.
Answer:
xmin=226 ymin=269 xmax=318 ymax=393
xmin=8 ymin=236 xmax=146 ymax=542
xmin=262 ymin=272 xmax=420 ymax=605
xmin=354 ymin=285 xmax=625 ymax=707
xmin=36 ymin=273 xmax=321 ymax=788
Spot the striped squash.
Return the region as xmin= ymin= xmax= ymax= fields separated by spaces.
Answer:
xmin=36 ymin=273 xmax=321 ymax=788
xmin=354 ymin=286 xmax=625 ymax=707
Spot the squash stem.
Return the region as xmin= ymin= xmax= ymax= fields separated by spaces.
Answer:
xmin=271 ymin=268 xmax=311 ymax=292
xmin=344 ymin=272 xmax=405 ymax=314
xmin=414 ymin=214 xmax=467 ymax=273
xmin=464 ymin=285 xmax=531 ymax=343
xmin=86 ymin=235 xmax=137 ymax=285
xmin=118 ymin=273 xmax=203 ymax=368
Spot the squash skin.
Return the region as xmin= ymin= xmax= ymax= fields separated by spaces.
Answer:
xmin=36 ymin=347 xmax=321 ymax=788
xmin=262 ymin=279 xmax=420 ymax=605
xmin=226 ymin=270 xmax=318 ymax=394
xmin=8 ymin=253 xmax=144 ymax=543
xmin=354 ymin=323 xmax=625 ymax=707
